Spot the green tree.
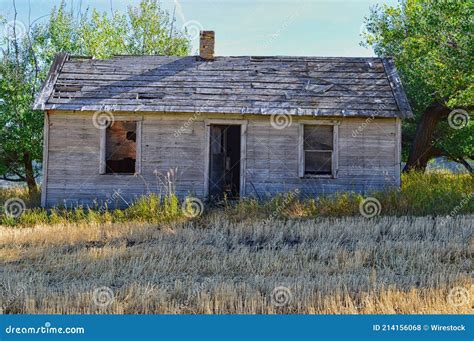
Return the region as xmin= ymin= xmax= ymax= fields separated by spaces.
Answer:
xmin=0 ymin=0 xmax=190 ymax=193
xmin=0 ymin=15 xmax=44 ymax=193
xmin=362 ymin=0 xmax=473 ymax=173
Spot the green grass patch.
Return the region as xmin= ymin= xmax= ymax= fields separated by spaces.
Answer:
xmin=0 ymin=172 xmax=472 ymax=227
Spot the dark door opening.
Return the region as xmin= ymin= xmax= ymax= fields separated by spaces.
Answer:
xmin=209 ymin=125 xmax=241 ymax=200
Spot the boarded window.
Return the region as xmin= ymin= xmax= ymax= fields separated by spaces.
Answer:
xmin=303 ymin=125 xmax=333 ymax=176
xmin=105 ymin=121 xmax=137 ymax=174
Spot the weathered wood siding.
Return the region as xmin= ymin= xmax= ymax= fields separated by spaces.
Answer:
xmin=44 ymin=111 xmax=399 ymax=207
xmin=246 ymin=118 xmax=398 ymax=197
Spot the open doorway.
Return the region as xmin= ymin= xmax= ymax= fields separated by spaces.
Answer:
xmin=209 ymin=125 xmax=241 ymax=200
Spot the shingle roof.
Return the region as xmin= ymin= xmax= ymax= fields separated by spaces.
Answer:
xmin=34 ymin=53 xmax=413 ymax=119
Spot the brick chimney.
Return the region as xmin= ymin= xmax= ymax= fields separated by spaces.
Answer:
xmin=199 ymin=31 xmax=215 ymax=61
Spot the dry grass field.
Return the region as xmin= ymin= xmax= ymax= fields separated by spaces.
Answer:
xmin=0 ymin=215 xmax=472 ymax=314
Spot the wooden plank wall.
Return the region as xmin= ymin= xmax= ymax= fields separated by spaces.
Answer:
xmin=245 ymin=118 xmax=397 ymax=197
xmin=45 ymin=111 xmax=398 ymax=207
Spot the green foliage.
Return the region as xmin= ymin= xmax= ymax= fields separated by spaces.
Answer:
xmin=1 ymin=193 xmax=185 ymax=227
xmin=0 ymin=19 xmax=43 ymax=188
xmin=124 ymin=194 xmax=181 ymax=222
xmin=389 ymin=171 xmax=474 ymax=215
xmin=126 ymin=0 xmax=189 ymax=56
xmin=218 ymin=172 xmax=473 ymax=221
xmin=0 ymin=0 xmax=190 ymax=190
xmin=47 ymin=0 xmax=190 ymax=59
xmin=361 ymin=0 xmax=473 ymax=164
xmin=0 ymin=187 xmax=40 ymax=208
xmin=362 ymin=0 xmax=473 ymax=111
xmin=1 ymin=172 xmax=473 ymax=227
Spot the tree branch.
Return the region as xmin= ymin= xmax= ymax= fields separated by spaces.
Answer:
xmin=455 ymin=158 xmax=473 ymax=175
xmin=1 ymin=175 xmax=25 ymax=182
xmin=433 ymin=141 xmax=474 ymax=175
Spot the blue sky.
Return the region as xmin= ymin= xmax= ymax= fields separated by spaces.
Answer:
xmin=0 ymin=0 xmax=397 ymax=56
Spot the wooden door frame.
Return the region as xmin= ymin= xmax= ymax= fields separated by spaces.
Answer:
xmin=204 ymin=119 xmax=247 ymax=198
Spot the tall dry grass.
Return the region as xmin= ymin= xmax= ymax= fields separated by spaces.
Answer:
xmin=0 ymin=215 xmax=472 ymax=314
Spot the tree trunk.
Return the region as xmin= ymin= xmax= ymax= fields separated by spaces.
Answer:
xmin=23 ymin=152 xmax=38 ymax=194
xmin=403 ymin=102 xmax=450 ymax=172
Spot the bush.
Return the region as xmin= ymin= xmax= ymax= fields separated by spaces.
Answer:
xmin=223 ymin=171 xmax=473 ymax=220
xmin=0 ymin=192 xmax=186 ymax=227
xmin=0 ymin=172 xmax=472 ymax=227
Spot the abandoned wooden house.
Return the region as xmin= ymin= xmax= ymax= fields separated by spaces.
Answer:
xmin=34 ymin=31 xmax=413 ymax=208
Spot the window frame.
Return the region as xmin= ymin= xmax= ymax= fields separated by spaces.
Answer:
xmin=99 ymin=116 xmax=143 ymax=175
xmin=298 ymin=120 xmax=339 ymax=179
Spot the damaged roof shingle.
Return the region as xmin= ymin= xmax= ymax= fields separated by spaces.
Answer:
xmin=34 ymin=54 xmax=413 ymax=119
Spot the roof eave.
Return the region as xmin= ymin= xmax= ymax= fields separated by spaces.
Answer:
xmin=42 ymin=105 xmax=401 ymax=118
xmin=382 ymin=58 xmax=414 ymax=119
xmin=33 ymin=52 xmax=69 ymax=111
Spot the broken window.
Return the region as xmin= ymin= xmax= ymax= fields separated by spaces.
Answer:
xmin=105 ymin=121 xmax=137 ymax=174
xmin=303 ymin=125 xmax=334 ymax=176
